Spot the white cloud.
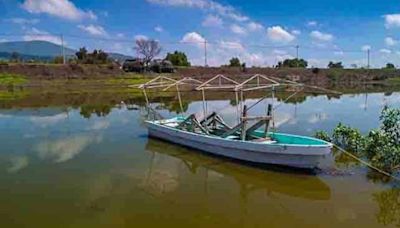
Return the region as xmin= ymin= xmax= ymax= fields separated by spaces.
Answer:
xmin=202 ymin=14 xmax=223 ymax=27
xmin=87 ymin=120 xmax=110 ymax=131
xmin=310 ymin=30 xmax=333 ymax=42
xmin=228 ymin=13 xmax=249 ymax=22
xmin=241 ymin=52 xmax=266 ymax=66
xmin=307 ymin=21 xmax=318 ymax=26
xmin=385 ymin=37 xmax=397 ymax=46
xmin=23 ymin=27 xmax=63 ymax=45
xmin=291 ymin=30 xmax=301 ymax=35
xmin=154 ymin=25 xmax=164 ymax=32
xmin=272 ymin=49 xmax=287 ymax=55
xmin=361 ymin=45 xmax=371 ymax=51
xmin=7 ymin=156 xmax=29 ymax=173
xmin=78 ymin=24 xmax=107 ymax=36
xmin=30 ymin=113 xmax=67 ymax=127
xmin=334 ymin=51 xmax=344 ymax=55
xmin=307 ymin=58 xmax=324 ymax=67
xmin=22 ymin=0 xmax=97 ymax=21
xmin=308 ymin=113 xmax=328 ymax=124
xmin=7 ymin=17 xmax=40 ymax=25
xmin=218 ymin=40 xmax=244 ymax=51
xmin=36 ymin=134 xmax=102 ymax=163
xmin=135 ymin=34 xmax=148 ymax=41
xmin=147 ymin=0 xmax=248 ymax=22
xmin=384 ymin=14 xmax=400 ymax=28
xmin=116 ymin=33 xmax=125 ymax=38
xmin=380 ymin=48 xmax=391 ymax=54
xmin=230 ymin=24 xmax=246 ymax=35
xmin=181 ymin=32 xmax=206 ymax=48
xmin=0 ymin=39 xmax=7 ymax=43
xmin=267 ymin=26 xmax=295 ymax=42
xmin=276 ymin=54 xmax=294 ymax=62
xmin=247 ymin=22 xmax=263 ymax=32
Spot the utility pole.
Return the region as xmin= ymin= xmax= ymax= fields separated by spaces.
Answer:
xmin=367 ymin=49 xmax=370 ymax=69
xmin=295 ymin=45 xmax=299 ymax=67
xmin=61 ymin=34 xmax=66 ymax=64
xmin=204 ymin=40 xmax=208 ymax=67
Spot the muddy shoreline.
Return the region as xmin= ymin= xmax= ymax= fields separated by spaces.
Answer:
xmin=1 ymin=63 xmax=400 ymax=87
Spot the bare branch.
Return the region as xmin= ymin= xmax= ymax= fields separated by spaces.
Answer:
xmin=134 ymin=39 xmax=161 ymax=66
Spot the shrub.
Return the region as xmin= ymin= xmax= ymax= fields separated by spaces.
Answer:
xmin=314 ymin=106 xmax=400 ymax=172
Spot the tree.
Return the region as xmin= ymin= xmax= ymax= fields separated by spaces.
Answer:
xmin=277 ymin=58 xmax=307 ymax=68
xmin=328 ymin=61 xmax=344 ymax=69
xmin=165 ymin=51 xmax=190 ymax=66
xmin=135 ymin=39 xmax=161 ymax=66
xmin=10 ymin=52 xmax=20 ymax=63
xmin=351 ymin=64 xmax=358 ymax=69
xmin=52 ymin=56 xmax=64 ymax=64
xmin=384 ymin=63 xmax=395 ymax=69
xmin=75 ymin=47 xmax=109 ymax=64
xmin=229 ymin=57 xmax=241 ymax=67
xmin=75 ymin=47 xmax=88 ymax=61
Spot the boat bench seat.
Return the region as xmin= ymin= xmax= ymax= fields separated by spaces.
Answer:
xmin=164 ymin=122 xmax=179 ymax=128
xmin=252 ymin=137 xmax=277 ymax=144
xmin=225 ymin=135 xmax=240 ymax=140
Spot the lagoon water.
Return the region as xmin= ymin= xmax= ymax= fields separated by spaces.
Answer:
xmin=1 ymin=90 xmax=400 ymax=227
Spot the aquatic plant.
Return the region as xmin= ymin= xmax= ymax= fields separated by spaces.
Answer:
xmin=332 ymin=122 xmax=366 ymax=153
xmin=315 ymin=106 xmax=400 ymax=172
xmin=0 ymin=73 xmax=28 ymax=86
xmin=314 ymin=130 xmax=331 ymax=142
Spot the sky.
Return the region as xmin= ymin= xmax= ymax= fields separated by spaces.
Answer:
xmin=0 ymin=0 xmax=400 ymax=68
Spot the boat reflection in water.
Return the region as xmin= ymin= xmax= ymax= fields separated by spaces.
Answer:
xmin=144 ymin=139 xmax=331 ymax=201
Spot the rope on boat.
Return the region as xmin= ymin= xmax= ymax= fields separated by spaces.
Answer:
xmin=333 ymin=144 xmax=400 ymax=182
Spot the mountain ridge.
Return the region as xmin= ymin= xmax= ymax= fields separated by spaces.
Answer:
xmin=0 ymin=40 xmax=133 ymax=61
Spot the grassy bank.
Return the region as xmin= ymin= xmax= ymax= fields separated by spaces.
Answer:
xmin=0 ymin=73 xmax=28 ymax=86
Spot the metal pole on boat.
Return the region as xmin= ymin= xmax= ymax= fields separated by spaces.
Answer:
xmin=271 ymin=85 xmax=275 ymax=129
xmin=202 ymin=88 xmax=207 ymax=117
xmin=176 ymin=84 xmax=184 ymax=114
xmin=241 ymin=105 xmax=247 ymax=141
xmin=143 ymin=88 xmax=149 ymax=106
xmin=240 ymin=89 xmax=244 ymax=117
xmin=143 ymin=88 xmax=150 ymax=119
xmin=235 ymin=90 xmax=240 ymax=124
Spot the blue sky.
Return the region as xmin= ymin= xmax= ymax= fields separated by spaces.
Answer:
xmin=1 ymin=0 xmax=400 ymax=67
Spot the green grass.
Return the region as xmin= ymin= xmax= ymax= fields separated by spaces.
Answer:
xmin=0 ymin=90 xmax=30 ymax=101
xmin=387 ymin=77 xmax=400 ymax=84
xmin=105 ymin=73 xmax=156 ymax=86
xmin=0 ymin=73 xmax=28 ymax=86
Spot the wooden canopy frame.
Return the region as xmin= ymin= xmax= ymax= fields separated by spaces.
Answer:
xmin=162 ymin=77 xmax=205 ymax=91
xmin=138 ymin=75 xmax=177 ymax=89
xmin=195 ymin=74 xmax=239 ymax=90
xmin=234 ymin=74 xmax=281 ymax=91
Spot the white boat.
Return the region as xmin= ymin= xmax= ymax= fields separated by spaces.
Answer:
xmin=146 ymin=116 xmax=332 ymax=169
xmin=139 ymin=74 xmax=336 ymax=169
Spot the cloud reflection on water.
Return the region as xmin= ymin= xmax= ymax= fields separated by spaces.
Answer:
xmin=35 ymin=134 xmax=103 ymax=163
xmin=7 ymin=156 xmax=29 ymax=173
xmin=30 ymin=113 xmax=68 ymax=128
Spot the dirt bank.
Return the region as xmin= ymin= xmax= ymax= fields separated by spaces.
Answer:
xmin=0 ymin=63 xmax=124 ymax=79
xmin=1 ymin=63 xmax=400 ymax=86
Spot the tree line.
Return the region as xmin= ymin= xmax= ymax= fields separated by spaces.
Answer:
xmin=2 ymin=37 xmax=398 ymax=69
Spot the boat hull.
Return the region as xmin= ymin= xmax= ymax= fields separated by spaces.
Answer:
xmin=146 ymin=121 xmax=332 ymax=169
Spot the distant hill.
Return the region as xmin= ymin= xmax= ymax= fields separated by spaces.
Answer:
xmin=0 ymin=40 xmax=75 ymax=57
xmin=107 ymin=52 xmax=134 ymax=62
xmin=0 ymin=40 xmax=133 ymax=62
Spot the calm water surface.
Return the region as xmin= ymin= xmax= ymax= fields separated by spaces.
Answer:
xmin=1 ymin=91 xmax=400 ymax=227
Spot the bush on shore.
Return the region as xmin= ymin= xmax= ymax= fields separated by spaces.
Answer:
xmin=315 ymin=106 xmax=400 ymax=172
